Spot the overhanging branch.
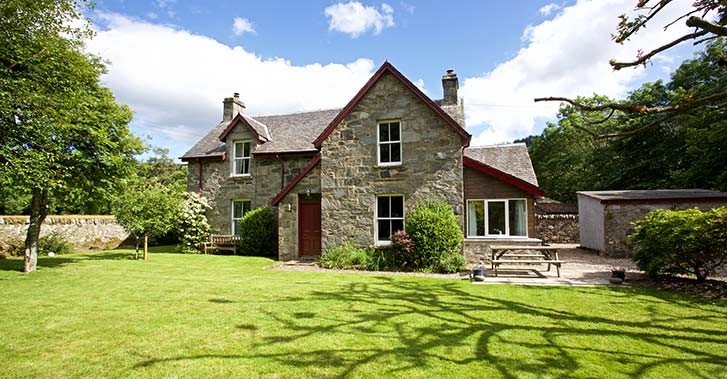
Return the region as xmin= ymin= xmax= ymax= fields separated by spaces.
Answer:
xmin=610 ymin=30 xmax=708 ymax=70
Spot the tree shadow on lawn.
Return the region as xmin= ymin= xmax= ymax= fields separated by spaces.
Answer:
xmin=133 ymin=276 xmax=727 ymax=378
xmin=0 ymin=251 xmax=138 ymax=272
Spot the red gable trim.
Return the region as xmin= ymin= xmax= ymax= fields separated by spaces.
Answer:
xmin=463 ymin=156 xmax=544 ymax=197
xmin=271 ymin=153 xmax=321 ymax=206
xmin=218 ymin=113 xmax=268 ymax=143
xmin=313 ymin=61 xmax=471 ymax=149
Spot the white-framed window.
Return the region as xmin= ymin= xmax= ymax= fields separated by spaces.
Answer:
xmin=376 ymin=195 xmax=404 ymax=243
xmin=467 ymin=199 xmax=528 ymax=238
xmin=232 ymin=140 xmax=251 ymax=176
xmin=231 ymin=199 xmax=252 ymax=236
xmin=377 ymin=120 xmax=401 ymax=166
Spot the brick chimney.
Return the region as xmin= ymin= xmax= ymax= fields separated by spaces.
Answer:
xmin=441 ymin=69 xmax=459 ymax=106
xmin=223 ymin=92 xmax=246 ymax=121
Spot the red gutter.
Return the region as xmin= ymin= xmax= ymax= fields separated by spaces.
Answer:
xmin=313 ymin=61 xmax=471 ymax=149
xmin=271 ymin=153 xmax=321 ymax=206
xmin=253 ymin=150 xmax=318 ymax=158
xmin=463 ymin=156 xmax=544 ymax=197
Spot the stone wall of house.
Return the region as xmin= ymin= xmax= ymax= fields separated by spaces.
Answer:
xmin=0 ymin=215 xmax=130 ymax=251
xmin=277 ymin=163 xmax=322 ymax=261
xmin=320 ymin=72 xmax=465 ymax=250
xmin=603 ymin=201 xmax=727 ymax=257
xmin=187 ymin=122 xmax=314 ymax=235
xmin=535 ymin=214 xmax=579 ymax=244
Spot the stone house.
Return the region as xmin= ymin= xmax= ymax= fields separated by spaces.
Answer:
xmin=577 ymin=189 xmax=727 ymax=256
xmin=181 ymin=62 xmax=544 ymax=261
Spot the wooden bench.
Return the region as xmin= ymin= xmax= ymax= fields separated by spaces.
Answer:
xmin=490 ymin=245 xmax=563 ymax=277
xmin=203 ymin=234 xmax=240 ymax=255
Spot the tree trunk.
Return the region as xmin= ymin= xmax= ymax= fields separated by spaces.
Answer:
xmin=24 ymin=188 xmax=49 ymax=273
xmin=143 ymin=232 xmax=148 ymax=261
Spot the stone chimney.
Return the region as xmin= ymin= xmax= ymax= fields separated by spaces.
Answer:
xmin=441 ymin=69 xmax=459 ymax=106
xmin=223 ymin=92 xmax=246 ymax=121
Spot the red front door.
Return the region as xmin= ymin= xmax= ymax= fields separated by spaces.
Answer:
xmin=298 ymin=195 xmax=321 ymax=257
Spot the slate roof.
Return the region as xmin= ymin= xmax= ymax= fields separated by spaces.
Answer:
xmin=180 ymin=120 xmax=228 ymax=159
xmin=463 ymin=143 xmax=539 ymax=187
xmin=181 ymin=97 xmax=464 ymax=159
xmin=254 ymin=109 xmax=341 ymax=154
xmin=578 ymin=189 xmax=727 ymax=203
xmin=180 ymin=109 xmax=341 ymax=160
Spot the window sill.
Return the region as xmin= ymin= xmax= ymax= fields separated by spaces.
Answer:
xmin=377 ymin=162 xmax=402 ymax=168
xmin=230 ymin=174 xmax=252 ymax=178
xmin=374 ymin=240 xmax=393 ymax=247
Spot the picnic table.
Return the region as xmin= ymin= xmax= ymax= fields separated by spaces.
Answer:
xmin=490 ymin=245 xmax=562 ymax=277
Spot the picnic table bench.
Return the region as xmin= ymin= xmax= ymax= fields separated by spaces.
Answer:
xmin=203 ymin=234 xmax=240 ymax=255
xmin=490 ymin=245 xmax=563 ymax=277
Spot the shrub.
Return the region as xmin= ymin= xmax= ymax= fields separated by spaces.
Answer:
xmin=406 ymin=199 xmax=465 ymax=273
xmin=629 ymin=207 xmax=727 ymax=282
xmin=177 ymin=192 xmax=212 ymax=254
xmin=38 ymin=233 xmax=74 ymax=255
xmin=318 ymin=242 xmax=372 ymax=269
xmin=238 ymin=207 xmax=277 ymax=257
xmin=389 ymin=230 xmax=415 ymax=269
xmin=0 ymin=238 xmax=26 ymax=257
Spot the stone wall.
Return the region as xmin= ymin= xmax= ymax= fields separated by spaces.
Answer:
xmin=188 ymin=122 xmax=312 ymax=235
xmin=0 ymin=215 xmax=130 ymax=250
xmin=603 ymin=201 xmax=727 ymax=257
xmin=535 ymin=214 xmax=579 ymax=244
xmin=320 ymin=72 xmax=465 ymax=250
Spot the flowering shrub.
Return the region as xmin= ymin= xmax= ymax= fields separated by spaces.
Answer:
xmin=177 ymin=192 xmax=211 ymax=254
xmin=391 ymin=230 xmax=415 ymax=254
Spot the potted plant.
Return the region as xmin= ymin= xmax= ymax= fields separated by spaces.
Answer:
xmin=610 ymin=267 xmax=626 ymax=284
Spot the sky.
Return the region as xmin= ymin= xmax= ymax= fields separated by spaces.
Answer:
xmin=84 ymin=0 xmax=699 ymax=161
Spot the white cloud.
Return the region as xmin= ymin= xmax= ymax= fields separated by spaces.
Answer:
xmin=324 ymin=1 xmax=394 ymax=38
xmin=87 ymin=13 xmax=376 ymax=158
xmin=539 ymin=3 xmax=561 ymax=16
xmin=232 ymin=17 xmax=255 ymax=36
xmin=459 ymin=0 xmax=696 ymax=147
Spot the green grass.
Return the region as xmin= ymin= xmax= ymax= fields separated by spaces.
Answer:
xmin=1 ymin=248 xmax=726 ymax=379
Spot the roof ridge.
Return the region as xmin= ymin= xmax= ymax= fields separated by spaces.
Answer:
xmin=251 ymin=107 xmax=342 ymax=118
xmin=467 ymin=142 xmax=526 ymax=149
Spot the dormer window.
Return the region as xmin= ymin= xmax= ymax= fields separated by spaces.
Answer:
xmin=377 ymin=120 xmax=401 ymax=166
xmin=233 ymin=140 xmax=251 ymax=176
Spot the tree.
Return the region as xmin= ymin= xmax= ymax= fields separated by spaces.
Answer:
xmin=534 ymin=1 xmax=726 ymax=137
xmin=0 ymin=0 xmax=144 ymax=272
xmin=113 ymin=182 xmax=182 ymax=260
xmin=529 ymin=39 xmax=727 ymax=202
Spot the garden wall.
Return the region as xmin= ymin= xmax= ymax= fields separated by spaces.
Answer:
xmin=0 ymin=215 xmax=131 ymax=251
xmin=535 ymin=214 xmax=579 ymax=244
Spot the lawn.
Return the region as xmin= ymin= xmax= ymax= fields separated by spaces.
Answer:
xmin=0 ymin=249 xmax=726 ymax=379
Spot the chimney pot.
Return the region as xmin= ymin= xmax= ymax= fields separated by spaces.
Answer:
xmin=223 ymin=93 xmax=246 ymax=121
xmin=442 ymin=68 xmax=459 ymax=106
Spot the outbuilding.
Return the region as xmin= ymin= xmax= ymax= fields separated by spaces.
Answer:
xmin=577 ymin=189 xmax=727 ymax=256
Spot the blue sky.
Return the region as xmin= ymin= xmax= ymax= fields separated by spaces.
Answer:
xmin=86 ymin=0 xmax=698 ymax=160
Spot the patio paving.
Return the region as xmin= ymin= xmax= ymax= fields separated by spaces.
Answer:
xmin=471 ymin=244 xmax=645 ymax=286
